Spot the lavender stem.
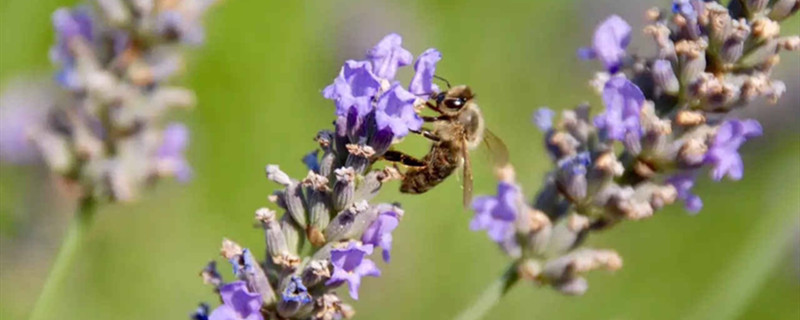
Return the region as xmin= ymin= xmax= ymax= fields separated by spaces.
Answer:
xmin=29 ymin=196 xmax=96 ymax=320
xmin=455 ymin=264 xmax=520 ymax=320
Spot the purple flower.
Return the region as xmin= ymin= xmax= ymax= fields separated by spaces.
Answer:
xmin=667 ymin=173 xmax=703 ymax=213
xmin=533 ymin=108 xmax=556 ymax=132
xmin=558 ymin=152 xmax=591 ymax=176
xmin=209 ymin=281 xmax=263 ymax=320
xmin=577 ymin=15 xmax=631 ymax=73
xmin=366 ymin=33 xmax=413 ymax=80
xmin=361 ymin=208 xmax=400 ymax=262
xmin=302 ymin=150 xmax=320 ymax=173
xmin=704 ymin=119 xmax=762 ymax=181
xmin=594 ymin=76 xmax=644 ymax=142
xmin=470 ymin=182 xmax=520 ymax=247
xmin=409 ymin=48 xmax=442 ymax=97
xmin=282 ymin=276 xmax=312 ymax=305
xmin=375 ymin=84 xmax=423 ymax=138
xmin=323 ymin=60 xmax=381 ymax=117
xmin=157 ymin=123 xmax=192 ymax=182
xmin=325 ymin=241 xmax=381 ymax=300
xmin=51 ymin=7 xmax=94 ymax=89
xmin=0 ymin=86 xmax=48 ymax=164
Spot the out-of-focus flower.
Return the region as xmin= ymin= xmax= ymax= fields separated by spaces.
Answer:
xmin=578 ymin=15 xmax=631 ymax=73
xmin=156 ymin=123 xmax=192 ymax=182
xmin=533 ymin=108 xmax=556 ymax=132
xmin=471 ymin=182 xmax=520 ymax=250
xmin=594 ymin=76 xmax=644 ymax=142
xmin=704 ymin=119 xmax=762 ymax=181
xmin=667 ymin=173 xmax=702 ymax=213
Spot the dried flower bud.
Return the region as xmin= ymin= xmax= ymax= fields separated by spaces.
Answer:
xmin=333 ymin=167 xmax=356 ymax=211
xmin=302 ymin=259 xmax=331 ymax=287
xmin=676 ymin=110 xmax=706 ymax=126
xmin=266 ymin=164 xmax=292 ymax=186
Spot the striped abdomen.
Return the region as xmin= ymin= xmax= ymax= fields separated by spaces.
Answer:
xmin=399 ymin=141 xmax=462 ymax=194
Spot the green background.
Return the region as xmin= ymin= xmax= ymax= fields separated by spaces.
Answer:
xmin=1 ymin=0 xmax=798 ymax=319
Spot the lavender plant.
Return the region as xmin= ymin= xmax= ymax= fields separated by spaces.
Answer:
xmin=193 ymin=33 xmax=445 ymax=320
xmin=0 ymin=1 xmax=220 ymax=319
xmin=460 ymin=1 xmax=799 ymax=319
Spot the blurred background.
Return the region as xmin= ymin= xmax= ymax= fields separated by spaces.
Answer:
xmin=1 ymin=0 xmax=798 ymax=319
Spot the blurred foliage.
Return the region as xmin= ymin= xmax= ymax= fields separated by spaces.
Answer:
xmin=1 ymin=0 xmax=798 ymax=319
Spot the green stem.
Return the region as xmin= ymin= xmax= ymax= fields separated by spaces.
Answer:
xmin=454 ymin=264 xmax=520 ymax=320
xmin=29 ymin=196 xmax=97 ymax=320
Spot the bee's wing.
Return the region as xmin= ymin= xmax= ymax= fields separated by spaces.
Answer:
xmin=482 ymin=128 xmax=510 ymax=170
xmin=461 ymin=139 xmax=473 ymax=208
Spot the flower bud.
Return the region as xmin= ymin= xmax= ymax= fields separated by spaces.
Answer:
xmin=302 ymin=259 xmax=331 ymax=287
xmin=323 ymin=201 xmax=375 ymax=243
xmin=304 ymin=172 xmax=332 ymax=246
xmin=281 ymin=214 xmax=305 ymax=257
xmin=256 ymin=208 xmax=291 ymax=261
xmin=652 ymin=59 xmax=679 ymax=95
xmin=344 ymin=144 xmax=374 ymax=174
xmin=266 ymin=164 xmax=292 ymax=186
xmin=333 ymin=167 xmax=356 ymax=211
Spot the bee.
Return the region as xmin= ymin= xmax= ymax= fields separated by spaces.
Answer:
xmin=383 ymin=82 xmax=509 ymax=208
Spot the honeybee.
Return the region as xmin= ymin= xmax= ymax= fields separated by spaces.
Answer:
xmin=383 ymin=83 xmax=509 ymax=207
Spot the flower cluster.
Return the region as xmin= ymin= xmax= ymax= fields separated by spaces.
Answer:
xmin=471 ymin=0 xmax=798 ymax=295
xmin=0 ymin=0 xmax=219 ymax=201
xmin=195 ymin=34 xmax=441 ymax=320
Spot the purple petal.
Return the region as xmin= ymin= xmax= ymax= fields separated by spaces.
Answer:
xmin=595 ymin=76 xmax=644 ymax=141
xmin=366 ymin=33 xmax=413 ymax=80
xmin=533 ymin=108 xmax=556 ymax=132
xmin=375 ymin=84 xmax=423 ymax=138
xmin=409 ymin=48 xmax=442 ymax=97
xmin=589 ymin=15 xmax=631 ymax=73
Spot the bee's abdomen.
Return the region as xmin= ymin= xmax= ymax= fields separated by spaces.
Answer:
xmin=399 ymin=143 xmax=460 ymax=194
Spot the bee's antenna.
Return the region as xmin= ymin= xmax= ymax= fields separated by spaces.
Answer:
xmin=433 ymin=75 xmax=452 ymax=89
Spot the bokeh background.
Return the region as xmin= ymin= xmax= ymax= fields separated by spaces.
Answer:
xmin=1 ymin=0 xmax=799 ymax=319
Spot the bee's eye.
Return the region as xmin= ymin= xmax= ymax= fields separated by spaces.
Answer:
xmin=445 ymin=98 xmax=465 ymax=110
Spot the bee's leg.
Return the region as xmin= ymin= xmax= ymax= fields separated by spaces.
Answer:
xmin=421 ymin=115 xmax=451 ymax=122
xmin=382 ymin=150 xmax=426 ymax=167
xmin=410 ymin=128 xmax=441 ymax=142
xmin=425 ymin=101 xmax=445 ymax=114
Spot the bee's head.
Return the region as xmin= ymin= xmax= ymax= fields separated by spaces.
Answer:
xmin=435 ymin=85 xmax=474 ymax=114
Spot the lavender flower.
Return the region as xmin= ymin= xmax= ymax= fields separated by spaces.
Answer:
xmin=532 ymin=108 xmax=555 ymax=132
xmin=361 ymin=207 xmax=401 ymax=262
xmin=594 ymin=76 xmax=645 ymax=142
xmin=471 ymin=182 xmax=519 ymax=245
xmin=323 ymin=60 xmax=380 ymax=117
xmin=469 ymin=1 xmax=798 ymax=300
xmin=667 ymin=173 xmax=703 ymax=213
xmin=326 ymin=241 xmax=382 ymax=300
xmin=1 ymin=1 xmax=219 ymax=202
xmin=209 ymin=281 xmax=264 ymax=320
xmin=704 ymin=119 xmax=763 ymax=181
xmin=157 ymin=123 xmax=193 ymax=182
xmin=196 ymin=33 xmax=443 ymax=319
xmin=578 ymin=15 xmax=631 ymax=73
